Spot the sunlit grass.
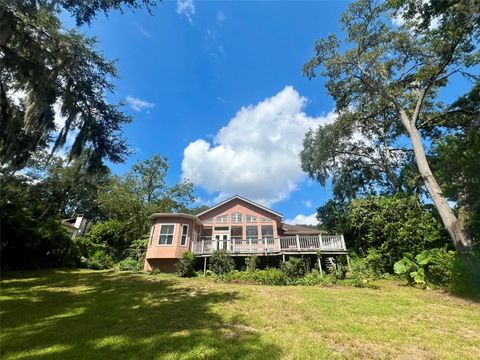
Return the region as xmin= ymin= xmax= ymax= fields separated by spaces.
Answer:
xmin=1 ymin=270 xmax=479 ymax=359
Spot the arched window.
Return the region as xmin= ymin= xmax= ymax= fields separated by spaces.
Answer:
xmin=231 ymin=212 xmax=243 ymax=223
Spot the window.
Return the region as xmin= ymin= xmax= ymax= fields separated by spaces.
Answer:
xmin=260 ymin=217 xmax=272 ymax=222
xmin=180 ymin=224 xmax=189 ymax=246
xmin=246 ymin=226 xmax=258 ymax=239
xmin=246 ymin=214 xmax=257 ymax=223
xmin=217 ymin=215 xmax=228 ymax=223
xmin=149 ymin=225 xmax=155 ymax=246
xmin=231 ymin=212 xmax=243 ymax=223
xmin=214 ymin=226 xmax=229 ymax=231
xmin=158 ymin=224 xmax=175 ymax=245
xmin=231 ymin=226 xmax=243 ymax=240
xmin=202 ymin=227 xmax=212 ymax=240
xmin=261 ymin=225 xmax=274 ymax=239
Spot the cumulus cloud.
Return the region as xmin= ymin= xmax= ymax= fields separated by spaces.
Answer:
xmin=182 ymin=86 xmax=336 ymax=206
xmin=126 ymin=96 xmax=155 ymax=112
xmin=217 ymin=11 xmax=227 ymax=22
xmin=177 ymin=0 xmax=195 ymax=23
xmin=302 ymin=200 xmax=313 ymax=208
xmin=285 ymin=213 xmax=319 ymax=226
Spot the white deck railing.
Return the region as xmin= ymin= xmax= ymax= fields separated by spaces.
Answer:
xmin=192 ymin=235 xmax=346 ymax=255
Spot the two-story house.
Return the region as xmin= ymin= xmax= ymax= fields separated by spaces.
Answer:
xmin=144 ymin=195 xmax=347 ymax=272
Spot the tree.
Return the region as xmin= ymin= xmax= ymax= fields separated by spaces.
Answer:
xmin=99 ymin=155 xmax=195 ymax=242
xmin=303 ymin=0 xmax=479 ymax=251
xmin=25 ymin=151 xmax=111 ymax=220
xmin=0 ymin=0 xmax=156 ymax=171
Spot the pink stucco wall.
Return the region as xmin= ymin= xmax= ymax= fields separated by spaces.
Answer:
xmin=197 ymin=198 xmax=282 ymax=238
xmin=144 ymin=216 xmax=200 ymax=272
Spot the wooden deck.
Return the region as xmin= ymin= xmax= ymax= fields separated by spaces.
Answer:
xmin=192 ymin=235 xmax=347 ymax=257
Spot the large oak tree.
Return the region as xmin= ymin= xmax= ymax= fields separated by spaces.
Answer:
xmin=302 ymin=0 xmax=479 ymax=251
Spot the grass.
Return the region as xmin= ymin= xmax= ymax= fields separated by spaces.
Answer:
xmin=1 ymin=270 xmax=479 ymax=359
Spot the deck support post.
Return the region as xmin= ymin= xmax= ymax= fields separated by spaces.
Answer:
xmin=203 ymin=257 xmax=207 ymax=275
xmin=346 ymin=254 xmax=351 ymax=270
xmin=282 ymin=253 xmax=286 ymax=262
xmin=317 ymin=255 xmax=323 ymax=275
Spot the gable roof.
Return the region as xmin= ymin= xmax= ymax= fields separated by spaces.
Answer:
xmin=197 ymin=195 xmax=283 ymax=218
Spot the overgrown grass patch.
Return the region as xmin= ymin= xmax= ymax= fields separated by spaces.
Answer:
xmin=1 ymin=270 xmax=479 ymax=359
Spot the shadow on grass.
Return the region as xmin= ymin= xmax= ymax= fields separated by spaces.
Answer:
xmin=1 ymin=270 xmax=282 ymax=359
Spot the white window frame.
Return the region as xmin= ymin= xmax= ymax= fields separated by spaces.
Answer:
xmin=157 ymin=224 xmax=176 ymax=246
xmin=180 ymin=224 xmax=189 ymax=247
xmin=246 ymin=214 xmax=257 ymax=223
xmin=231 ymin=212 xmax=243 ymax=223
xmin=217 ymin=215 xmax=228 ymax=223
xmin=148 ymin=225 xmax=155 ymax=247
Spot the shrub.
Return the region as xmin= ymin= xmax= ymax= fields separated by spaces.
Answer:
xmin=331 ymin=263 xmax=347 ymax=280
xmin=394 ymin=250 xmax=433 ymax=285
xmin=450 ymin=253 xmax=480 ymax=298
xmin=209 ymin=250 xmax=235 ymax=275
xmin=296 ymin=270 xmax=337 ymax=285
xmin=347 ymin=195 xmax=450 ymax=273
xmin=425 ymin=248 xmax=455 ymax=287
xmin=175 ymin=251 xmax=197 ymax=277
xmin=280 ymin=257 xmax=307 ymax=280
xmin=245 ymin=255 xmax=259 ymax=271
xmin=84 ymin=249 xmax=114 ymax=270
xmin=221 ymin=269 xmax=288 ymax=286
xmin=116 ymin=258 xmax=139 ymax=271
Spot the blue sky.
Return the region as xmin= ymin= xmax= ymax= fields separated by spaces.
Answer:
xmin=60 ymin=1 xmax=472 ymax=224
xmin=60 ymin=0 xmax=352 ymax=224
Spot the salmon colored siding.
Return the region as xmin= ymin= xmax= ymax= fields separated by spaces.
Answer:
xmin=198 ymin=198 xmax=281 ymax=238
xmin=143 ymin=197 xmax=283 ymax=272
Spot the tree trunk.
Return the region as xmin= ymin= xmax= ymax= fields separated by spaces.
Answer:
xmin=404 ymin=121 xmax=472 ymax=252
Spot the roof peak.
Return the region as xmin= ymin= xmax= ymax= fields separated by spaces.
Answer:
xmin=197 ymin=195 xmax=283 ymax=218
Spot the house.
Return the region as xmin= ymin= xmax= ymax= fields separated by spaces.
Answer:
xmin=62 ymin=215 xmax=91 ymax=239
xmin=144 ymin=195 xmax=348 ymax=273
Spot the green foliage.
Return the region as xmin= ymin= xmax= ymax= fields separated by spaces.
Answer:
xmin=280 ymin=257 xmax=308 ymax=280
xmin=394 ymin=250 xmax=433 ymax=285
xmin=80 ymin=220 xmax=128 ymax=261
xmin=347 ymin=195 xmax=449 ymax=272
xmin=175 ymin=252 xmax=197 ymax=278
xmin=295 ymin=270 xmax=337 ymax=286
xmin=245 ymin=255 xmax=259 ymax=271
xmin=209 ymin=251 xmax=235 ymax=276
xmin=450 ymin=253 xmax=480 ymax=299
xmin=116 ymin=258 xmax=140 ymax=272
xmin=83 ymin=250 xmax=114 ymax=270
xmin=220 ymin=269 xmax=288 ymax=286
xmin=0 ymin=174 xmax=80 ymax=270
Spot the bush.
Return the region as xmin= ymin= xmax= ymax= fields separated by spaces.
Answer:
xmin=425 ymin=248 xmax=455 ymax=287
xmin=221 ymin=269 xmax=288 ymax=286
xmin=347 ymin=195 xmax=450 ymax=273
xmin=245 ymin=255 xmax=259 ymax=271
xmin=175 ymin=251 xmax=197 ymax=277
xmin=296 ymin=270 xmax=337 ymax=285
xmin=83 ymin=249 xmax=114 ymax=270
xmin=450 ymin=253 xmax=480 ymax=298
xmin=209 ymin=250 xmax=235 ymax=275
xmin=116 ymin=258 xmax=140 ymax=271
xmin=280 ymin=257 xmax=307 ymax=280
xmin=331 ymin=263 xmax=347 ymax=280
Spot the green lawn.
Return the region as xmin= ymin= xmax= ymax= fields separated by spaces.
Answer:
xmin=1 ymin=270 xmax=479 ymax=359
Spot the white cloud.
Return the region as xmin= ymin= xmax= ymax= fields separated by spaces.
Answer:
xmin=302 ymin=200 xmax=313 ymax=208
xmin=134 ymin=23 xmax=151 ymax=38
xmin=285 ymin=213 xmax=318 ymax=226
xmin=177 ymin=0 xmax=195 ymax=23
xmin=126 ymin=96 xmax=155 ymax=112
xmin=181 ymin=86 xmax=336 ymax=206
xmin=217 ymin=11 xmax=227 ymax=22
